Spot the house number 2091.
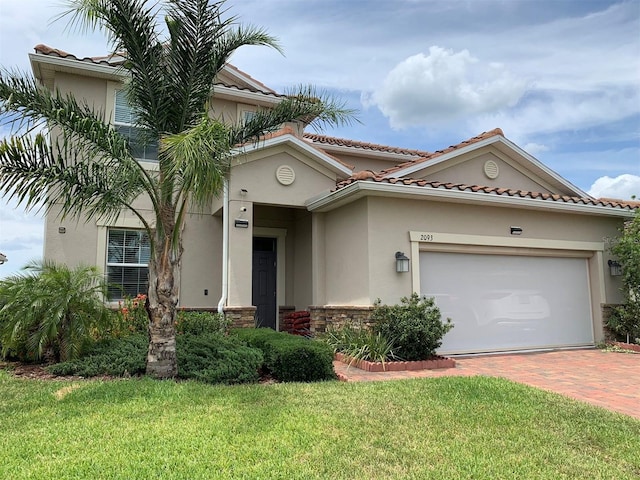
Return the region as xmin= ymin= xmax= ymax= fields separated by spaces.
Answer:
xmin=420 ymin=234 xmax=434 ymax=241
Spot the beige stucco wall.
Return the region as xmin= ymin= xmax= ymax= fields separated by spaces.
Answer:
xmin=323 ymin=198 xmax=370 ymax=305
xmin=418 ymin=150 xmax=555 ymax=193
xmin=365 ymin=196 xmax=623 ymax=301
xmin=230 ymin=148 xmax=337 ymax=207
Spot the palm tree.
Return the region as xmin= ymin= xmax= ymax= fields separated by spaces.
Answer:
xmin=0 ymin=0 xmax=354 ymax=378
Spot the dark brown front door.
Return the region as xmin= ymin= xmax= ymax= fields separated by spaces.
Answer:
xmin=252 ymin=237 xmax=277 ymax=329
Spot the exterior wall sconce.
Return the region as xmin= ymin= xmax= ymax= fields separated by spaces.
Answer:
xmin=608 ymin=259 xmax=622 ymax=276
xmin=510 ymin=226 xmax=523 ymax=235
xmin=395 ymin=251 xmax=410 ymax=273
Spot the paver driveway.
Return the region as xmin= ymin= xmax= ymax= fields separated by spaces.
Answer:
xmin=333 ymin=348 xmax=640 ymax=419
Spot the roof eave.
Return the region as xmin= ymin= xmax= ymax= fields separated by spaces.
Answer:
xmin=306 ymin=181 xmax=636 ymax=218
xmin=386 ymin=136 xmax=587 ymax=198
xmin=233 ymin=134 xmax=353 ymax=177
xmin=29 ymin=52 xmax=126 ymax=81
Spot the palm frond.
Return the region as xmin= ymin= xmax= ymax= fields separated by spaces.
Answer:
xmin=229 ymin=85 xmax=359 ymax=146
xmin=0 ymin=133 xmax=149 ymax=228
xmin=160 ymin=116 xmax=230 ymax=209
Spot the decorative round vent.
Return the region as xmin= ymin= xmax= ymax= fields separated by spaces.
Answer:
xmin=276 ymin=165 xmax=295 ymax=185
xmin=483 ymin=160 xmax=499 ymax=179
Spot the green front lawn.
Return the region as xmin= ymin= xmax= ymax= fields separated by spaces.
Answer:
xmin=1 ymin=371 xmax=638 ymax=479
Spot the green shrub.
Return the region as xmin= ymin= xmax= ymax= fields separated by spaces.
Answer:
xmin=48 ymin=334 xmax=147 ymax=377
xmin=232 ymin=328 xmax=336 ymax=382
xmin=372 ymin=293 xmax=453 ymax=361
xmin=176 ymin=310 xmax=231 ymax=336
xmin=177 ymin=333 xmax=263 ymax=384
xmin=0 ymin=260 xmax=111 ymax=362
xmin=322 ymin=322 xmax=401 ymax=364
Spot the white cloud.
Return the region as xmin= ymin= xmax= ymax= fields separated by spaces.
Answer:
xmin=0 ymin=198 xmax=44 ymax=279
xmin=522 ymin=143 xmax=549 ymax=156
xmin=363 ymin=46 xmax=527 ymax=129
xmin=587 ymin=174 xmax=640 ymax=200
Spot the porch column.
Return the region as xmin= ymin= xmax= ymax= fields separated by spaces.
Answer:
xmin=311 ymin=211 xmax=326 ymax=305
xmin=227 ymin=199 xmax=253 ymax=307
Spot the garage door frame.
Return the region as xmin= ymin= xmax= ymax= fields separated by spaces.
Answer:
xmin=408 ymin=231 xmax=607 ymax=349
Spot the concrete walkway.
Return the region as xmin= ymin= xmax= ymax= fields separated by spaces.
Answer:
xmin=334 ymin=349 xmax=640 ymax=419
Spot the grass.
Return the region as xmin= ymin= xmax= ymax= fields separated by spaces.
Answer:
xmin=1 ymin=371 xmax=638 ymax=479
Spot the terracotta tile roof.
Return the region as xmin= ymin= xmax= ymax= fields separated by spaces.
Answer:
xmin=34 ymin=44 xmax=125 ymax=66
xmin=239 ymin=127 xmax=355 ymax=171
xmin=334 ymin=175 xmax=639 ymax=210
xmin=380 ymin=128 xmax=505 ymax=175
xmin=224 ymin=63 xmax=275 ymax=93
xmin=33 ymin=44 xmax=278 ymax=96
xmin=303 ymin=133 xmax=432 ymax=157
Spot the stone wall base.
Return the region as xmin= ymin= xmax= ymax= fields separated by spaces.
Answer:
xmin=278 ymin=305 xmax=296 ymax=331
xmin=308 ymin=305 xmax=375 ymax=333
xmin=223 ymin=306 xmax=257 ymax=329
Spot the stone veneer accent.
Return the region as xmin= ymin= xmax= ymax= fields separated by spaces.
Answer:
xmin=308 ymin=305 xmax=375 ymax=333
xmin=223 ymin=306 xmax=257 ymax=329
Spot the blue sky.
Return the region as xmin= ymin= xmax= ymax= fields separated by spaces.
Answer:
xmin=1 ymin=0 xmax=639 ymax=277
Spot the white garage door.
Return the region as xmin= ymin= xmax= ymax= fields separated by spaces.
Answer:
xmin=420 ymin=252 xmax=594 ymax=354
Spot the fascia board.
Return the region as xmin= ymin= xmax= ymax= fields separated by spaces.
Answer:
xmin=233 ymin=134 xmax=353 ymax=176
xmin=306 ymin=181 xmax=636 ymax=218
xmin=213 ymin=84 xmax=282 ymax=106
xmin=29 ymin=53 xmax=125 ymax=81
xmin=496 ymin=137 xmax=590 ymax=198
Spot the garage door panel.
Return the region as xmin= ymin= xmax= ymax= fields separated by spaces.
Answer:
xmin=420 ymin=252 xmax=593 ymax=354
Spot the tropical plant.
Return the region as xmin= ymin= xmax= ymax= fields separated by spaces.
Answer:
xmin=610 ymin=211 xmax=640 ymax=343
xmin=372 ymin=293 xmax=453 ymax=361
xmin=323 ymin=322 xmax=401 ymax=364
xmin=0 ymin=0 xmax=354 ymax=378
xmin=0 ymin=260 xmax=111 ymax=362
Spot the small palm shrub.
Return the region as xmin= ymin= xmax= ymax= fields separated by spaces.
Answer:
xmin=323 ymin=322 xmax=401 ymax=364
xmin=373 ymin=293 xmax=453 ymax=361
xmin=0 ymin=260 xmax=110 ymax=362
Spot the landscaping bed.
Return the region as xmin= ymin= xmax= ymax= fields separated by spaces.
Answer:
xmin=335 ymin=352 xmax=455 ymax=372
xmin=611 ymin=341 xmax=640 ymax=353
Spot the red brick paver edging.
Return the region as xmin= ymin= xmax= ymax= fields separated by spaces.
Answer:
xmin=333 ymin=349 xmax=640 ymax=419
xmin=334 ymin=352 xmax=455 ymax=372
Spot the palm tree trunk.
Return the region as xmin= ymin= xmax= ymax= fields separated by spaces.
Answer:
xmin=145 ymin=231 xmax=181 ymax=379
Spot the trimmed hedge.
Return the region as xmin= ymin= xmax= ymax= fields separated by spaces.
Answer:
xmin=49 ymin=333 xmax=264 ymax=384
xmin=177 ymin=333 xmax=263 ymax=384
xmin=231 ymin=328 xmax=336 ymax=382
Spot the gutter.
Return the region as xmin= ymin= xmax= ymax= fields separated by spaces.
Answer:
xmin=217 ymin=179 xmax=229 ymax=314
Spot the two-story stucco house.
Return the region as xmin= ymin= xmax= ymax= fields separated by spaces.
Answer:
xmin=30 ymin=44 xmax=637 ymax=355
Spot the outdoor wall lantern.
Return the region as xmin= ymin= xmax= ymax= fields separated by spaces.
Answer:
xmin=510 ymin=226 xmax=523 ymax=235
xmin=608 ymin=259 xmax=622 ymax=276
xmin=395 ymin=251 xmax=410 ymax=273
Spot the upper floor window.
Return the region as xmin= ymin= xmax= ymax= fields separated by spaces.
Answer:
xmin=114 ymin=90 xmax=158 ymax=162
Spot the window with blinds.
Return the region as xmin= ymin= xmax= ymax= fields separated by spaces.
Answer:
xmin=107 ymin=229 xmax=151 ymax=299
xmin=114 ymin=90 xmax=158 ymax=161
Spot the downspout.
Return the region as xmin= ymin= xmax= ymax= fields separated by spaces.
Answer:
xmin=217 ymin=179 xmax=229 ymax=314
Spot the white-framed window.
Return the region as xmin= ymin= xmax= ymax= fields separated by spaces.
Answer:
xmin=114 ymin=90 xmax=158 ymax=162
xmin=106 ymin=229 xmax=150 ymax=299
